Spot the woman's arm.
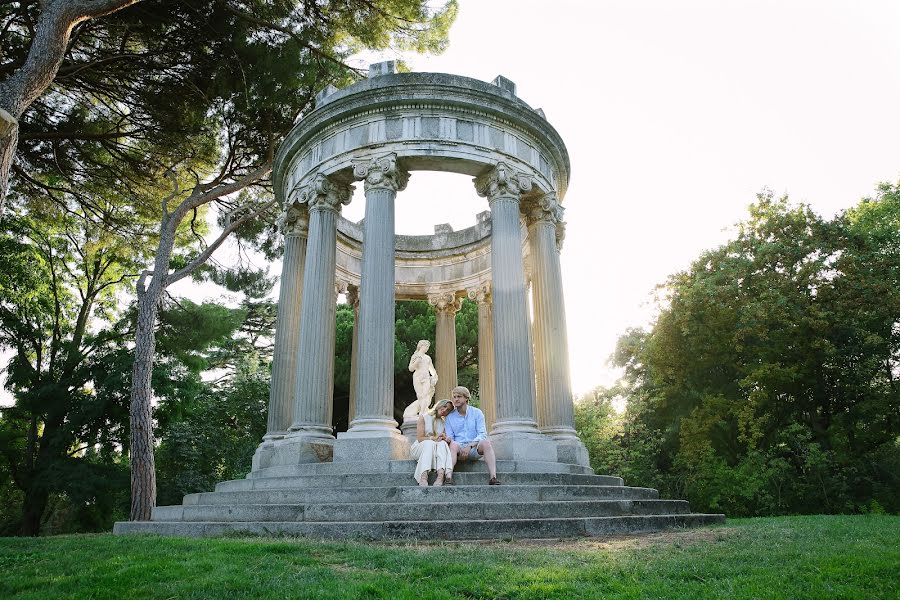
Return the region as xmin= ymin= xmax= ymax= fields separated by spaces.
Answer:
xmin=416 ymin=414 xmax=427 ymax=443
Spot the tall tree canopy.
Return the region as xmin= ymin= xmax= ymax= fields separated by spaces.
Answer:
xmin=0 ymin=0 xmax=457 ymax=213
xmin=579 ymin=184 xmax=900 ymax=516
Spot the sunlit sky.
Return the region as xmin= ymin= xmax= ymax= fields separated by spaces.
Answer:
xmin=2 ymin=1 xmax=900 ymax=404
xmin=349 ymin=0 xmax=900 ymax=393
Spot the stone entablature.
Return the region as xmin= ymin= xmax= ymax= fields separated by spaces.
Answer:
xmin=274 ymin=72 xmax=571 ymax=210
xmin=333 ymin=212 xmax=529 ymax=300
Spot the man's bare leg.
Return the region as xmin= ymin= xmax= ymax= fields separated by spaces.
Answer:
xmin=477 ymin=439 xmax=498 ymax=481
xmin=447 ymin=442 xmax=460 ymax=483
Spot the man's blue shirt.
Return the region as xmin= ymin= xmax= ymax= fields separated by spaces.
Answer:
xmin=445 ymin=405 xmax=487 ymax=445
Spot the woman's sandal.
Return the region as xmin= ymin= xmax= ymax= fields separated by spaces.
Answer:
xmin=434 ymin=470 xmax=445 ymax=487
xmin=418 ymin=472 xmax=429 ymax=487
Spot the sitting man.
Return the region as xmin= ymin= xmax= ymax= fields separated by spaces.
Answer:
xmin=444 ymin=385 xmax=500 ymax=485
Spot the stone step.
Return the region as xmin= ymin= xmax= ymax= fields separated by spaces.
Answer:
xmin=115 ymin=513 xmax=725 ymax=540
xmin=183 ymin=485 xmax=660 ymax=507
xmin=153 ymin=499 xmax=691 ymax=523
xmin=248 ymin=459 xmax=595 ymax=478
xmin=218 ymin=471 xmax=623 ymax=492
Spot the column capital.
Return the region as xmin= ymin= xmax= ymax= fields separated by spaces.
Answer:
xmin=473 ymin=162 xmax=533 ymax=203
xmin=555 ymin=220 xmax=567 ymax=252
xmin=352 ymin=152 xmax=410 ymax=192
xmin=346 ymin=284 xmax=360 ymax=309
xmin=277 ymin=202 xmax=309 ymax=238
xmin=525 ymin=192 xmax=564 ymax=227
xmin=428 ymin=291 xmax=463 ymax=315
xmin=297 ymin=173 xmax=354 ymax=213
xmin=466 ymin=283 xmax=492 ymax=305
xmin=335 ymin=279 xmax=349 ymax=299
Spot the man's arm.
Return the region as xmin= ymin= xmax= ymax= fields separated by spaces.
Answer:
xmin=474 ymin=410 xmax=487 ymax=443
xmin=444 ymin=414 xmax=457 ymax=442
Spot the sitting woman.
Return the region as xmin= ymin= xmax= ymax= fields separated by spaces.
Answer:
xmin=410 ymin=398 xmax=455 ymax=487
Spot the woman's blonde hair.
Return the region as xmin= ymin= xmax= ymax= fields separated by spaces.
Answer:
xmin=429 ymin=398 xmax=453 ymax=416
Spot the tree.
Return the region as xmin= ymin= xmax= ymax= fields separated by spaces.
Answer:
xmin=0 ymin=0 xmax=458 ymax=214
xmin=0 ymin=210 xmax=138 ymax=534
xmin=122 ymin=1 xmax=456 ymax=521
xmin=0 ymin=0 xmax=141 ymax=212
xmin=607 ymin=186 xmax=900 ymax=515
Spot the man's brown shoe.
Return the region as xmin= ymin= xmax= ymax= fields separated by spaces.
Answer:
xmin=488 ymin=477 xmax=500 ymax=485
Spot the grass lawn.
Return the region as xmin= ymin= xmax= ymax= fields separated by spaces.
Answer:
xmin=1 ymin=515 xmax=897 ymax=599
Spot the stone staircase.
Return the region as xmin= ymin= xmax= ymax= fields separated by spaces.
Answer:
xmin=113 ymin=459 xmax=724 ymax=539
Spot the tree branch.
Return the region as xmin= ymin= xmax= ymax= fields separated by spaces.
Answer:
xmin=167 ymin=197 xmax=277 ymax=286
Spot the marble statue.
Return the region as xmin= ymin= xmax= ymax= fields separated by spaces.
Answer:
xmin=403 ymin=339 xmax=438 ymax=418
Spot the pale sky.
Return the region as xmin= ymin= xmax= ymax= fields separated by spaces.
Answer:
xmin=346 ymin=0 xmax=900 ymax=393
xmin=2 ymin=0 xmax=900 ymax=404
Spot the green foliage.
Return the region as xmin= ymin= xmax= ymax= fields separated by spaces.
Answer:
xmin=155 ymin=357 xmax=269 ymax=507
xmin=584 ymin=184 xmax=900 ymax=516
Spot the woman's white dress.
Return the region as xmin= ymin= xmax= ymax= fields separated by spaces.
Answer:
xmin=409 ymin=414 xmax=453 ymax=483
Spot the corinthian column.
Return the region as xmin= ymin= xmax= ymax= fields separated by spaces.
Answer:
xmin=346 ymin=285 xmax=360 ymax=422
xmin=251 ymin=201 xmax=310 ymax=471
xmin=474 ymin=163 xmax=540 ymax=433
xmin=527 ymin=192 xmax=589 ymax=466
xmin=429 ymin=292 xmax=463 ymax=402
xmin=468 ymin=284 xmax=496 ymax=431
xmin=264 ymin=203 xmax=309 ymax=439
xmin=289 ymin=173 xmax=353 ymax=443
xmin=337 ymin=153 xmax=411 ymax=461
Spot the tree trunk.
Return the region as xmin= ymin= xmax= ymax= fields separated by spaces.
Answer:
xmin=128 ymin=287 xmax=161 ymax=521
xmin=128 ymin=222 xmax=175 ymax=521
xmin=20 ymin=483 xmax=49 ymax=536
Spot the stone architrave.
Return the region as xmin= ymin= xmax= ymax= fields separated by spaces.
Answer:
xmin=474 ymin=162 xmax=556 ymax=462
xmin=428 ymin=292 xmax=463 ymax=403
xmin=277 ymin=173 xmax=352 ymax=464
xmin=336 ymin=153 xmax=411 ymax=461
xmin=468 ymin=284 xmax=496 ymax=431
xmin=251 ymin=201 xmax=309 ymax=471
xmin=527 ymin=193 xmax=589 ymax=466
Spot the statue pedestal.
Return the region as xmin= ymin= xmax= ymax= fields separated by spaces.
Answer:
xmin=400 ymin=417 xmax=418 ymax=443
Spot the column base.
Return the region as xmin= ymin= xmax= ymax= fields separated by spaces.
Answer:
xmin=251 ymin=439 xmax=277 ymax=472
xmin=540 ymin=427 xmax=591 ymax=467
xmin=553 ymin=437 xmax=591 ymax=467
xmin=491 ymin=417 xmax=542 ymax=435
xmin=267 ymin=433 xmax=335 ymax=467
xmin=334 ymin=429 xmax=411 ymax=462
xmin=489 ymin=431 xmax=557 ymax=463
xmin=400 ymin=417 xmax=418 ymax=443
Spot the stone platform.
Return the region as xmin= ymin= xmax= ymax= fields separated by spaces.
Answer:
xmin=113 ymin=460 xmax=724 ymax=540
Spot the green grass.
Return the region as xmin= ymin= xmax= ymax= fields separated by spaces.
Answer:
xmin=1 ymin=515 xmax=897 ymax=599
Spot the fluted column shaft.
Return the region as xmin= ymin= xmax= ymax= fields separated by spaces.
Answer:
xmin=349 ymin=154 xmax=409 ymax=433
xmin=347 ymin=286 xmax=360 ymax=422
xmin=469 ymin=285 xmax=496 ymax=430
xmin=429 ymin=293 xmax=462 ymax=403
xmin=528 ymin=194 xmax=576 ymax=437
xmin=266 ymin=206 xmax=309 ymax=437
xmin=290 ymin=174 xmax=353 ymax=437
xmin=475 ymin=163 xmax=539 ymax=433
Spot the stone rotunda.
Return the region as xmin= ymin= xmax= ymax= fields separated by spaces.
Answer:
xmin=115 ymin=64 xmax=724 ymax=539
